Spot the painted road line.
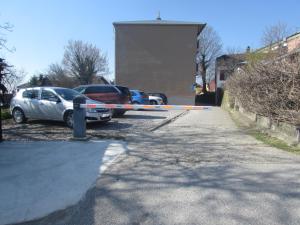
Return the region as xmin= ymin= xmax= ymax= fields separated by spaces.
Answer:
xmin=80 ymin=104 xmax=212 ymax=110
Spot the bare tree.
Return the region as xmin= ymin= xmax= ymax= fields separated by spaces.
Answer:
xmin=28 ymin=73 xmax=52 ymax=87
xmin=197 ymin=26 xmax=222 ymax=93
xmin=0 ymin=21 xmax=15 ymax=52
xmin=3 ymin=67 xmax=24 ymax=92
xmin=206 ymin=63 xmax=215 ymax=83
xmin=261 ymin=22 xmax=290 ymax=47
xmin=47 ymin=63 xmax=77 ymax=88
xmin=29 ymin=75 xmax=39 ymax=87
xmin=0 ymin=58 xmax=24 ymax=141
xmin=0 ymin=21 xmax=21 ymax=93
xmin=63 ymin=40 xmax=109 ymax=85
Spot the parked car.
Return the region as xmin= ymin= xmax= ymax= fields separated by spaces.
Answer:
xmin=115 ymin=85 xmax=132 ymax=103
xmin=149 ymin=95 xmax=164 ymax=105
xmin=10 ymin=87 xmax=112 ymax=128
xmin=74 ymin=85 xmax=131 ymax=116
xmin=130 ymin=90 xmax=150 ymax=104
xmin=147 ymin=93 xmax=168 ymax=105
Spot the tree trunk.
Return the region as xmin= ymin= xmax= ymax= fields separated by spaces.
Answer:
xmin=201 ymin=67 xmax=207 ymax=94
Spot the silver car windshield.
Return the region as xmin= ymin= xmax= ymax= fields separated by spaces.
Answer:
xmin=54 ymin=88 xmax=85 ymax=101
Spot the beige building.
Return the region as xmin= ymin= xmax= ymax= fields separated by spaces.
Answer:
xmin=113 ymin=18 xmax=205 ymax=104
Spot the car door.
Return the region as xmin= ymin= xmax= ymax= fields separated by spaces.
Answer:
xmin=21 ymin=89 xmax=40 ymax=119
xmin=38 ymin=89 xmax=64 ymax=120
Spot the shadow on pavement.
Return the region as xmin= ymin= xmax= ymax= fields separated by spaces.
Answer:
xmin=63 ymin=128 xmax=300 ymax=225
xmin=12 ymin=124 xmax=300 ymax=225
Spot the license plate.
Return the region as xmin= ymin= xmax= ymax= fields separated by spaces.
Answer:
xmin=101 ymin=113 xmax=110 ymax=118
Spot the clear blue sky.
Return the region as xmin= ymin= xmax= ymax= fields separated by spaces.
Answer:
xmin=1 ymin=0 xmax=300 ymax=82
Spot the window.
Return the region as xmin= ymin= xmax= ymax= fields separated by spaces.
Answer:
xmin=55 ymin=88 xmax=82 ymax=101
xmin=196 ymin=63 xmax=199 ymax=72
xmin=73 ymin=86 xmax=85 ymax=94
xmin=130 ymin=91 xmax=136 ymax=96
xmin=196 ymin=40 xmax=199 ymax=49
xmin=220 ymin=71 xmax=226 ymax=81
xmin=41 ymin=90 xmax=57 ymax=101
xmin=22 ymin=90 xmax=39 ymax=99
xmin=85 ymin=86 xmax=118 ymax=94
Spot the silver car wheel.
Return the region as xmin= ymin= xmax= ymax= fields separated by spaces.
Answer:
xmin=150 ymin=100 xmax=157 ymax=105
xmin=13 ymin=109 xmax=25 ymax=124
xmin=65 ymin=111 xmax=74 ymax=128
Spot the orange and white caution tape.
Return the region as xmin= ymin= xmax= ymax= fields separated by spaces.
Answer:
xmin=80 ymin=104 xmax=212 ymax=110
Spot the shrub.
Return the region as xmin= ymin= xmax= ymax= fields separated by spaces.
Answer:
xmin=226 ymin=54 xmax=300 ymax=125
xmin=1 ymin=108 xmax=12 ymax=120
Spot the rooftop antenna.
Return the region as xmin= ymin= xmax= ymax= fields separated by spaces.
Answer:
xmin=156 ymin=11 xmax=161 ymax=20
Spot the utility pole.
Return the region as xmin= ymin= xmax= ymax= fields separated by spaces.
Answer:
xmin=0 ymin=58 xmax=8 ymax=142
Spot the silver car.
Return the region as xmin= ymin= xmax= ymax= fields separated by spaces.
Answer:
xmin=10 ymin=87 xmax=112 ymax=128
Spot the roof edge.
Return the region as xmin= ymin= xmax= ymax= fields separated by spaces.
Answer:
xmin=113 ymin=20 xmax=205 ymax=26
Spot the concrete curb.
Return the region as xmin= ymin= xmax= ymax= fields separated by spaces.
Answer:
xmin=149 ymin=110 xmax=189 ymax=132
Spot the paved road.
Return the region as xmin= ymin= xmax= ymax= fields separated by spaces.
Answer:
xmin=15 ymin=108 xmax=300 ymax=225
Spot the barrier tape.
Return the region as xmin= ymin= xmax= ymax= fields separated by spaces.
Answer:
xmin=80 ymin=103 xmax=212 ymax=110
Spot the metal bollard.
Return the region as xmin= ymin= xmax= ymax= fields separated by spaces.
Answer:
xmin=73 ymin=96 xmax=86 ymax=139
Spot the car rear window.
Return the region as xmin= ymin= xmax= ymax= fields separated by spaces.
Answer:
xmin=85 ymin=86 xmax=118 ymax=94
xmin=22 ymin=90 xmax=39 ymax=99
xmin=55 ymin=88 xmax=83 ymax=101
xmin=73 ymin=86 xmax=85 ymax=94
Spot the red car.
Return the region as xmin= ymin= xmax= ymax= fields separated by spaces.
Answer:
xmin=74 ymin=85 xmax=131 ymax=117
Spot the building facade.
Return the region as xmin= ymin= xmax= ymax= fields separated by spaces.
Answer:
xmin=215 ymin=53 xmax=247 ymax=105
xmin=215 ymin=31 xmax=300 ymax=105
xmin=114 ymin=19 xmax=205 ymax=105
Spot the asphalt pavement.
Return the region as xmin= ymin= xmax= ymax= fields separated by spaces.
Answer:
xmin=65 ymin=107 xmax=300 ymax=225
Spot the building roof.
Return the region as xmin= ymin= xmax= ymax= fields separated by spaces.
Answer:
xmin=216 ymin=53 xmax=248 ymax=68
xmin=217 ymin=53 xmax=247 ymax=62
xmin=113 ymin=19 xmax=205 ymax=26
xmin=256 ymin=31 xmax=300 ymax=53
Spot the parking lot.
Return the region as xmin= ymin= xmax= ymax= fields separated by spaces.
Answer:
xmin=2 ymin=109 xmax=185 ymax=141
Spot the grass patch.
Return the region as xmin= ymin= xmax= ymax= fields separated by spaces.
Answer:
xmin=249 ymin=131 xmax=300 ymax=154
xmin=228 ymin=109 xmax=300 ymax=154
xmin=1 ymin=108 xmax=12 ymax=120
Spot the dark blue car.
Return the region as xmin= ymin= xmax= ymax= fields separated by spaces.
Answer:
xmin=130 ymin=90 xmax=149 ymax=104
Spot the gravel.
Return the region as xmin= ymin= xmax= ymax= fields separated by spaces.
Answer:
xmin=2 ymin=110 xmax=185 ymax=141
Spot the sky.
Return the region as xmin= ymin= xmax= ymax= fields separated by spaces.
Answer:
xmin=1 ymin=0 xmax=300 ymax=83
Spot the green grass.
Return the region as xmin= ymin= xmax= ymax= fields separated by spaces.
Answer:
xmin=228 ymin=109 xmax=300 ymax=154
xmin=1 ymin=108 xmax=12 ymax=120
xmin=249 ymin=131 xmax=300 ymax=154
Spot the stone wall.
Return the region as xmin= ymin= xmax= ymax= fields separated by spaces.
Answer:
xmin=222 ymin=91 xmax=300 ymax=146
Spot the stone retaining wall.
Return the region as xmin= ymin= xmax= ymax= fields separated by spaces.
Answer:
xmin=222 ymin=91 xmax=300 ymax=146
